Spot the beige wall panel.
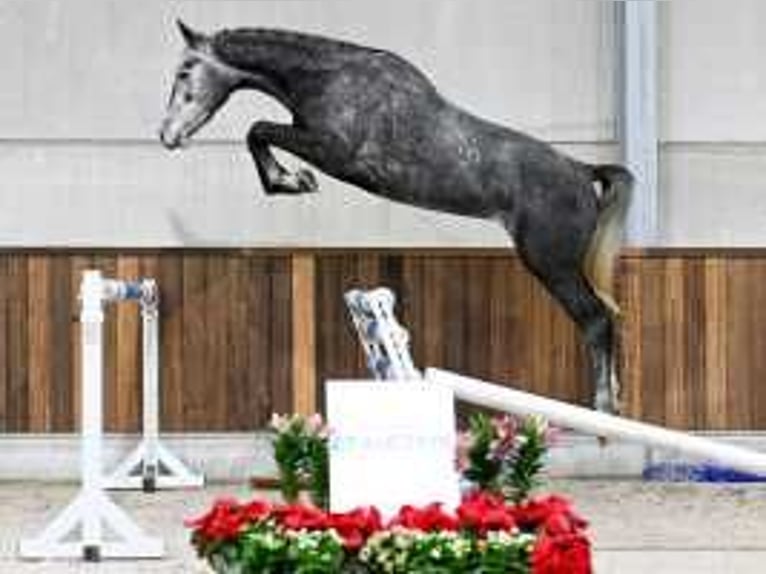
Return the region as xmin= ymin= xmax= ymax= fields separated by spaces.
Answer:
xmin=660 ymin=145 xmax=766 ymax=246
xmin=0 ymin=0 xmax=615 ymax=142
xmin=0 ymin=142 xmax=614 ymax=247
xmin=660 ymin=0 xmax=766 ymax=142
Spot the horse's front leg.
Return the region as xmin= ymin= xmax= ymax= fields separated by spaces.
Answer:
xmin=246 ymin=121 xmax=319 ymax=195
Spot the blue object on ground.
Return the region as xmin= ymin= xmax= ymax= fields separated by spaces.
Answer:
xmin=643 ymin=461 xmax=766 ymax=483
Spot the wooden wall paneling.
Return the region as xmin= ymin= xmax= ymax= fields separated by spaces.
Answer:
xmin=156 ymin=253 xmax=184 ymax=432
xmin=753 ymin=259 xmax=766 ymax=429
xmin=49 ymin=255 xmax=74 ymax=431
xmin=291 ymin=254 xmax=316 ymax=416
xmin=635 ymin=258 xmax=667 ymax=425
xmin=725 ymin=257 xmax=766 ymax=429
xmin=379 ymin=254 xmax=405 ymax=312
xmin=745 ymin=257 xmax=766 ymax=429
xmin=0 ymin=256 xmax=8 ymax=431
xmin=440 ymin=257 xmax=468 ymax=374
xmin=316 ymin=255 xmax=367 ymax=384
xmin=203 ymin=255 xmax=230 ymax=431
xmin=419 ymin=255 xmax=448 ymax=371
xmin=724 ymin=258 xmax=748 ymax=429
xmin=702 ymin=257 xmax=728 ymax=429
xmin=464 ymin=257 xmax=492 ymax=382
xmin=225 ymin=254 xmax=255 ymax=430
xmin=662 ymin=258 xmax=688 ymax=428
xmin=683 ymin=258 xmax=707 ymax=430
xmin=488 ymin=256 xmax=520 ymax=388
xmin=620 ymin=255 xmax=644 ymax=419
xmin=265 ymin=256 xmax=294 ymax=423
xmin=27 ymin=255 xmax=51 ymax=432
xmin=2 ymin=249 xmax=766 ymax=433
xmin=114 ymin=256 xmax=141 ymax=432
xmin=7 ymin=254 xmax=29 ymax=431
xmin=248 ymin=255 xmax=277 ymax=426
xmin=223 ymin=254 xmax=246 ymax=429
xmin=181 ymin=255 xmax=208 ymax=430
xmin=528 ymin=263 xmax=555 ymax=402
xmin=517 ymin=257 xmax=543 ymax=390
xmin=503 ymin=257 xmax=542 ymax=395
xmin=403 ymin=255 xmax=432 ymax=371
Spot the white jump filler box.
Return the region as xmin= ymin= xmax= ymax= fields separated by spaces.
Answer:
xmin=326 ymin=381 xmax=460 ymax=518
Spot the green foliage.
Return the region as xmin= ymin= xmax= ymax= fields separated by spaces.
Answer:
xmin=459 ymin=413 xmax=551 ymax=504
xmin=503 ymin=417 xmax=548 ymax=504
xmin=306 ymin=433 xmax=330 ymax=510
xmin=207 ymin=521 xmax=345 ymax=574
xmin=359 ymin=529 xmax=533 ymax=574
xmin=461 ymin=414 xmax=504 ymax=492
xmin=481 ymin=531 xmax=535 ymax=574
xmin=271 ymin=414 xmax=330 ymax=508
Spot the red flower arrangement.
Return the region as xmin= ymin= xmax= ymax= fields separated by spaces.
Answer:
xmin=187 ymin=491 xmax=592 ymax=573
xmin=189 ymin=413 xmax=592 ymax=573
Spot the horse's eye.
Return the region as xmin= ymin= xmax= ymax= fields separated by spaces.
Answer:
xmin=182 ymin=92 xmax=194 ymax=104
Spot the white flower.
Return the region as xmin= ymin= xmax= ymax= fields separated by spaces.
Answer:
xmin=269 ymin=413 xmax=289 ymax=432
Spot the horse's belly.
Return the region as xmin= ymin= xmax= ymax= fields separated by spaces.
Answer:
xmin=345 ymin=153 xmax=498 ymax=219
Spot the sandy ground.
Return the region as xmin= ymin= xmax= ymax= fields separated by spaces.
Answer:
xmin=1 ymin=480 xmax=765 ymax=573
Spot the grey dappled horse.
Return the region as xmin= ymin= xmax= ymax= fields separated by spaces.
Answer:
xmin=159 ymin=21 xmax=633 ymax=413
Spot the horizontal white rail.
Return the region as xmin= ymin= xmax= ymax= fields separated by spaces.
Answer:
xmin=426 ymin=368 xmax=766 ymax=476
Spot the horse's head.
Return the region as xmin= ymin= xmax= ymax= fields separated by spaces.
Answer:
xmin=160 ymin=21 xmax=243 ymax=149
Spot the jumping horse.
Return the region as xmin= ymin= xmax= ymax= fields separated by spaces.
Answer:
xmin=159 ymin=21 xmax=633 ymax=413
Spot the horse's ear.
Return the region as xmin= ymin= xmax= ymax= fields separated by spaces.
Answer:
xmin=177 ymin=19 xmax=206 ymax=49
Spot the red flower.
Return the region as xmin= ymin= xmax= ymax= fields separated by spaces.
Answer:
xmin=328 ymin=506 xmax=383 ymax=550
xmin=185 ymin=498 xmax=246 ymax=541
xmin=513 ymin=495 xmax=587 ymax=533
xmin=457 ymin=491 xmax=516 ymax=535
xmin=242 ymin=499 xmax=272 ymax=523
xmin=390 ymin=503 xmax=459 ymax=532
xmin=273 ymin=503 xmax=329 ymax=531
xmin=532 ymin=531 xmax=592 ymax=574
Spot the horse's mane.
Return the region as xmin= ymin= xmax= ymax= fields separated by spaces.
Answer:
xmin=211 ymin=27 xmax=375 ymax=72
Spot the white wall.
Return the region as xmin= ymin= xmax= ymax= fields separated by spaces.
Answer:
xmin=0 ymin=0 xmax=616 ymax=247
xmin=659 ymin=0 xmax=766 ymax=246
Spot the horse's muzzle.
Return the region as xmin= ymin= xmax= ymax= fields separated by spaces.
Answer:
xmin=159 ymin=126 xmax=181 ymax=150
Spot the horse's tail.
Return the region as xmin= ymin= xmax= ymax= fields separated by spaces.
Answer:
xmin=583 ymin=163 xmax=634 ymax=316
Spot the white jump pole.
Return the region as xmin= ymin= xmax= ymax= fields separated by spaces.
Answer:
xmin=19 ymin=270 xmax=163 ymax=561
xmin=104 ymin=278 xmax=203 ymax=491
xmin=427 ymin=368 xmax=766 ymax=476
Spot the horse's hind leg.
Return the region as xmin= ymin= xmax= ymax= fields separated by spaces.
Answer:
xmin=549 ymin=274 xmax=618 ymax=413
xmin=246 ymin=121 xmax=320 ymax=195
xmin=508 ymin=221 xmax=619 ymax=413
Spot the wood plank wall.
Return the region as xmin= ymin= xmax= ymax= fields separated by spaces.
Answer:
xmin=0 ymin=249 xmax=765 ymax=433
xmin=0 ymin=251 xmax=293 ymax=433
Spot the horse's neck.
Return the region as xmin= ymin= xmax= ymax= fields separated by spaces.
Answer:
xmin=213 ymin=30 xmax=340 ymax=83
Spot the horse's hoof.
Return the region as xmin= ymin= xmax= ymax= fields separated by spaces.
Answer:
xmin=296 ymin=169 xmax=318 ymax=193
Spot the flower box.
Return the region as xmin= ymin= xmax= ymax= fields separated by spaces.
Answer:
xmin=188 ymin=492 xmax=591 ymax=573
xmin=187 ymin=412 xmax=592 ymax=573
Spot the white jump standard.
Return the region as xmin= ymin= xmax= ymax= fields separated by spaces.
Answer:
xmin=104 ymin=275 xmax=203 ymax=492
xmin=19 ymin=270 xmax=165 ymax=561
